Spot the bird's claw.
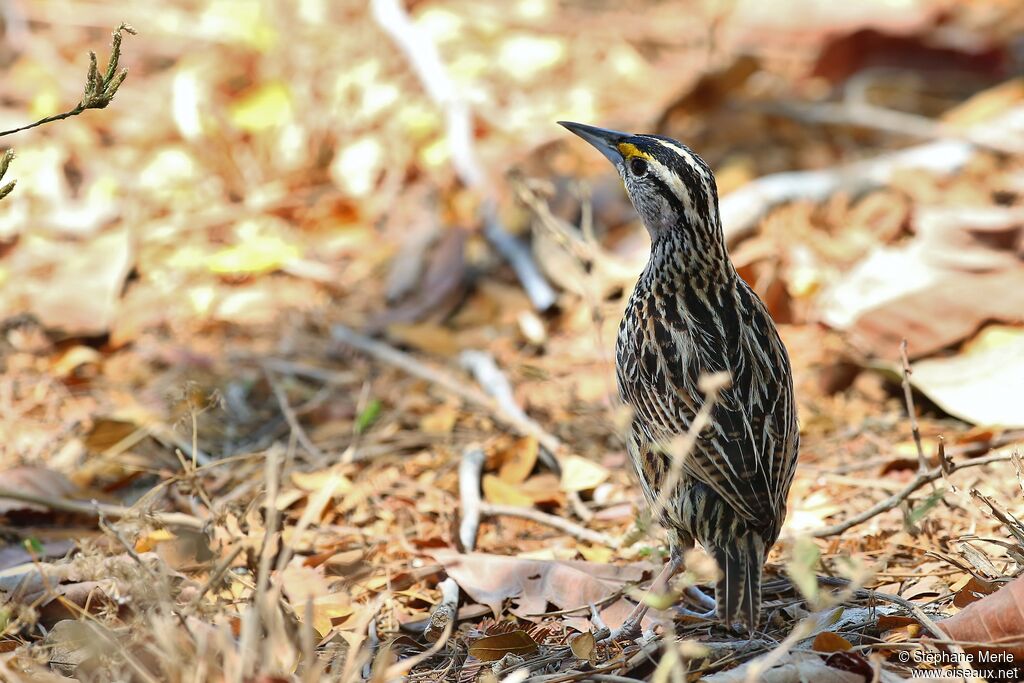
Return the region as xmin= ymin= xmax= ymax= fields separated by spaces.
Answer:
xmin=605 ymin=617 xmax=643 ymax=642
xmin=674 ymin=606 xmax=716 ymax=621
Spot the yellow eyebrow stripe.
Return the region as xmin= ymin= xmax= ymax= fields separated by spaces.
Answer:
xmin=617 ymin=143 xmax=653 ymax=160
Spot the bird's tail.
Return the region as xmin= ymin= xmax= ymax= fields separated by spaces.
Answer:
xmin=710 ymin=530 xmax=766 ymax=634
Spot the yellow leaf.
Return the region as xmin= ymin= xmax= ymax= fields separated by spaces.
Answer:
xmin=498 ymin=437 xmax=539 ymax=484
xmin=207 ymin=234 xmax=301 ymax=276
xmin=497 ymin=34 xmax=564 ymax=82
xmin=291 ymin=470 xmax=353 ymax=494
xmin=331 ymin=137 xmax=383 ymax=197
xmin=942 ymin=78 xmax=1024 ymax=129
xmin=135 ymin=529 xmax=175 ymax=553
xmin=420 ymin=405 xmax=458 ymax=435
xmin=50 ymin=345 xmax=101 ymax=378
xmin=201 ymin=0 xmax=277 ymax=50
xmin=560 ymin=454 xmax=609 ymax=492
xmin=578 ymin=544 xmax=613 ymax=564
xmin=483 ymin=474 xmax=533 ymax=508
xmin=229 ymin=81 xmax=292 ymax=132
xmin=311 ymin=594 xmax=354 ymax=636
xmin=386 ymin=323 xmax=458 ymax=356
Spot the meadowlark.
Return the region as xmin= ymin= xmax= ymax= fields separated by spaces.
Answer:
xmin=560 ymin=121 xmax=799 ymax=635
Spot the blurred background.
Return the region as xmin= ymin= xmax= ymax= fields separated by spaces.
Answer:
xmin=1 ymin=0 xmax=1024 ymax=680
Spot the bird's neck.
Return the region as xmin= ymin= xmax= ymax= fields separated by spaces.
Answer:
xmin=645 ymin=221 xmax=736 ymax=289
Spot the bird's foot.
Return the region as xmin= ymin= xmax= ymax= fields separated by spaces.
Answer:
xmin=682 ymin=585 xmax=716 ymax=611
xmin=606 ymin=616 xmax=644 ymax=642
xmin=674 ymin=606 xmax=716 ymax=621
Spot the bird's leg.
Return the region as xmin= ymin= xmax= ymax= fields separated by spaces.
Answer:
xmin=607 ymin=550 xmax=682 ymax=641
xmin=682 ymin=585 xmax=716 ymax=612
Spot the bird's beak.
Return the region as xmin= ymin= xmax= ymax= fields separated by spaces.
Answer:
xmin=558 ymin=121 xmax=628 ymax=165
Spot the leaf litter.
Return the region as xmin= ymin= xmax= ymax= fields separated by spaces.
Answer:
xmin=0 ymin=1 xmax=1023 ymax=681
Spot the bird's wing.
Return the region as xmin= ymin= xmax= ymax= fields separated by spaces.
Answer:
xmin=619 ymin=282 xmax=797 ymax=526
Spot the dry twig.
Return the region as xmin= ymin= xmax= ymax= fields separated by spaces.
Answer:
xmin=479 ymin=502 xmax=619 ymax=548
xmin=332 ymin=325 xmax=562 ymax=455
xmin=370 ymin=0 xmax=555 ymax=311
xmin=813 ymin=451 xmax=1018 ymax=538
xmin=899 ymin=340 xmax=932 ymax=480
xmin=0 ymin=488 xmax=204 ymax=530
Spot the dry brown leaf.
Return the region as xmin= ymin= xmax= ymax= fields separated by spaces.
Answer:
xmin=877 ymin=615 xmax=920 ymax=632
xmin=0 ymin=539 xmax=75 ymax=572
xmin=837 ymin=269 xmax=1024 ymax=361
xmin=952 ymin=576 xmax=999 ymax=608
xmin=569 ymin=631 xmax=596 ymax=663
xmin=432 ymin=550 xmax=651 ymax=629
xmin=519 ymin=473 xmax=565 ymax=507
xmin=386 ymin=322 xmax=459 ymax=356
xmin=812 ymin=631 xmax=853 ymax=653
xmin=937 ymin=573 xmax=1024 ymax=663
xmin=467 ymin=630 xmax=539 ymax=662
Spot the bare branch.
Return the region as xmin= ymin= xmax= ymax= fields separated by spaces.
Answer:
xmin=813 ymin=451 xmax=1018 ymax=538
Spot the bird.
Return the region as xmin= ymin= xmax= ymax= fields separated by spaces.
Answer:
xmin=559 ymin=121 xmax=799 ymax=636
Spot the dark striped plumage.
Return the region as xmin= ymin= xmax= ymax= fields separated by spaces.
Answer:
xmin=560 ymin=122 xmax=798 ymax=634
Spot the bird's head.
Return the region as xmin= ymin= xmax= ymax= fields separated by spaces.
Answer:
xmin=559 ymin=121 xmax=725 ymax=264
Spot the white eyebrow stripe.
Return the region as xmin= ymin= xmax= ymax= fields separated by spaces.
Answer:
xmin=652 ymin=138 xmax=710 ymax=183
xmin=648 ymin=156 xmax=706 ymax=228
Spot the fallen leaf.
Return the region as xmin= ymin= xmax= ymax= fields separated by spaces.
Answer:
xmin=812 ymin=631 xmax=853 ymax=653
xmin=578 ymin=544 xmax=613 ymax=564
xmin=910 ymin=325 xmax=1024 ymax=427
xmin=937 ymin=573 xmax=1024 ymax=663
xmin=700 ymin=651 xmax=865 ymax=682
xmin=498 ymin=437 xmax=539 ymax=485
xmin=569 ymin=631 xmax=596 ymax=662
xmin=833 ymin=265 xmax=1024 ymax=361
xmin=519 ymin=473 xmax=565 ymax=506
xmin=207 ymin=233 xmax=301 ymax=276
xmin=482 ymin=474 xmax=533 ymax=508
xmin=560 ymin=454 xmax=609 ymax=492
xmin=468 ymin=630 xmax=539 ymax=662
xmin=386 ymin=323 xmax=459 ymax=356
xmin=229 ymin=81 xmax=292 ymax=132
xmin=877 ymin=614 xmax=920 ymax=631
xmin=419 ymin=404 xmax=458 ymax=434
xmin=952 ymin=576 xmax=999 ymax=608
xmin=431 ymin=550 xmax=652 ymax=630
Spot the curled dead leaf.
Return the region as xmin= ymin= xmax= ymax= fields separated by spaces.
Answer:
xmin=468 ymin=630 xmax=538 ymax=662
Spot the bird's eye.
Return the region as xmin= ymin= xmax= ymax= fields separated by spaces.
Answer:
xmin=628 ymin=157 xmax=648 ymax=177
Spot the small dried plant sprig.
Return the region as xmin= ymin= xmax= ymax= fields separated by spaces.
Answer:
xmin=0 ymin=23 xmax=136 ymax=139
xmin=0 ymin=149 xmax=16 ymax=201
